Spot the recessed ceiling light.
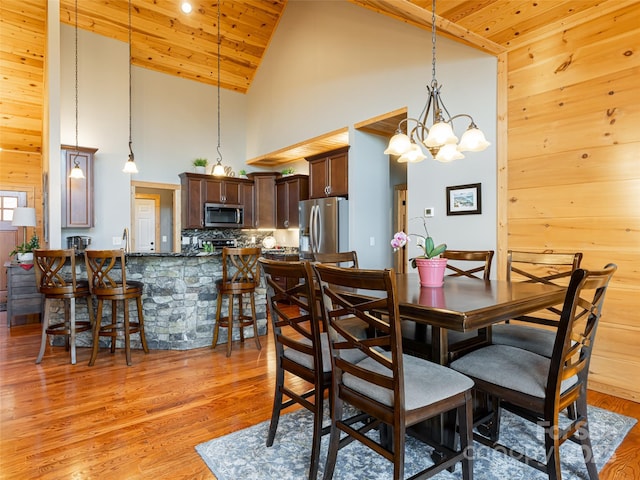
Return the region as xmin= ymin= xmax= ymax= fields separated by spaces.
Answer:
xmin=180 ymin=2 xmax=192 ymax=14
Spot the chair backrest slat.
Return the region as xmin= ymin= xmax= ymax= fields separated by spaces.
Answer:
xmin=312 ymin=251 xmax=359 ymax=269
xmin=442 ymin=249 xmax=494 ymax=280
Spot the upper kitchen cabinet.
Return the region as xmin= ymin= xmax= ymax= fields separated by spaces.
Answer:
xmin=276 ymin=175 xmax=309 ymax=229
xmin=61 ymin=145 xmax=97 ymax=228
xmin=306 ymin=146 xmax=349 ymax=199
xmin=180 ymin=172 xmax=252 ymax=229
xmin=247 ymin=172 xmax=280 ymax=229
xmin=204 ymin=177 xmax=244 ymax=205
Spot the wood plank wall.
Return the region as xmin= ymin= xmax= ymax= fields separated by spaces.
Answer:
xmin=506 ymin=3 xmax=640 ymax=401
xmin=0 ymin=1 xmax=46 ymax=239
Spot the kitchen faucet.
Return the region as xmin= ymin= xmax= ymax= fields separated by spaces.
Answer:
xmin=122 ymin=227 xmax=130 ymax=253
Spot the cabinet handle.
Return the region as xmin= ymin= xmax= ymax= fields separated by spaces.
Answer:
xmin=284 ymin=220 xmax=289 ymax=228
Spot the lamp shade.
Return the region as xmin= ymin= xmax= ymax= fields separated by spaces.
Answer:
xmin=11 ymin=207 xmax=36 ymax=227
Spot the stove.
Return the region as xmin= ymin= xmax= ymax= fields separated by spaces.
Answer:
xmin=198 ymin=238 xmax=237 ymax=251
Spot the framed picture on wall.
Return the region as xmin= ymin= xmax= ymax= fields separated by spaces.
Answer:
xmin=446 ymin=183 xmax=482 ymax=215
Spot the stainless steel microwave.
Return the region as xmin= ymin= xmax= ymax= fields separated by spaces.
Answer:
xmin=204 ymin=203 xmax=244 ymax=227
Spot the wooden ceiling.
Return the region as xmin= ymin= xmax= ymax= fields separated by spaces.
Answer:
xmin=1 ymin=0 xmax=615 ymax=163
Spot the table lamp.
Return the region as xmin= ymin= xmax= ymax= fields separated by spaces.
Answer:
xmin=11 ymin=207 xmax=37 ymax=245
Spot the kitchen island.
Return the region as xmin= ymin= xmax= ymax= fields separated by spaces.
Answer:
xmin=47 ymin=251 xmax=268 ymax=351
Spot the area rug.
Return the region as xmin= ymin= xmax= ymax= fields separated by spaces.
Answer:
xmin=196 ymin=405 xmax=636 ymax=480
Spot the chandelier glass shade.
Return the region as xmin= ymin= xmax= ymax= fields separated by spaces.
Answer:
xmin=384 ymin=0 xmax=489 ymax=163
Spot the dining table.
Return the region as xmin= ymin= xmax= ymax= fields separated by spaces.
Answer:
xmin=394 ymin=272 xmax=566 ymax=365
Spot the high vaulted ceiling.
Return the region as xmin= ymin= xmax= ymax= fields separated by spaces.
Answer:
xmin=0 ymin=0 xmax=620 ymax=159
xmin=59 ymin=0 xmax=610 ymax=94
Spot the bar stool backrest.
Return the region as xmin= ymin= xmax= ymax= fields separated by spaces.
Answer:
xmin=84 ymin=249 xmax=129 ymax=296
xmin=33 ymin=249 xmax=78 ymax=295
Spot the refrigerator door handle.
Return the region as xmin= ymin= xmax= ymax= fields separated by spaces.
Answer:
xmin=309 ymin=205 xmax=316 ymax=253
xmin=313 ymin=204 xmax=320 ymax=253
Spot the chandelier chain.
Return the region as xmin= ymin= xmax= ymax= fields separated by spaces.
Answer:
xmin=431 ymin=0 xmax=436 ymax=84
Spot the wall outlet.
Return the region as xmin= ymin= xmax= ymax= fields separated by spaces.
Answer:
xmin=112 ymin=236 xmax=122 ymax=245
xmin=162 ymin=235 xmax=167 ymax=242
xmin=369 ymin=236 xmax=375 ymax=246
xmin=424 ymin=207 xmax=435 ymax=217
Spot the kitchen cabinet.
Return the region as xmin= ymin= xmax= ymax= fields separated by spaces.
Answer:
xmin=276 ymin=175 xmax=309 ymax=229
xmin=6 ymin=263 xmax=42 ymax=327
xmin=247 ymin=172 xmax=280 ymax=229
xmin=61 ymin=145 xmax=97 ymax=228
xmin=180 ymin=173 xmax=253 ymax=228
xmin=306 ymin=146 xmax=349 ymax=199
xmin=241 ymin=182 xmax=254 ymax=228
xmin=204 ymin=177 xmax=242 ymax=204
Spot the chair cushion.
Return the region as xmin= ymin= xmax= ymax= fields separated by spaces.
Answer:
xmin=491 ymin=323 xmax=556 ymax=358
xmin=343 ymin=353 xmax=473 ymax=411
xmin=283 ymin=332 xmax=332 ymax=373
xmin=449 ymin=344 xmax=577 ymax=398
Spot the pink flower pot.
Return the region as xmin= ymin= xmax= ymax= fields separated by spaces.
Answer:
xmin=415 ymin=257 xmax=447 ymax=287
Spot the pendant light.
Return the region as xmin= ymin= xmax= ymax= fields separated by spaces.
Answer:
xmin=212 ymin=1 xmax=226 ymax=177
xmin=68 ymin=0 xmax=85 ymax=179
xmin=384 ymin=0 xmax=490 ymax=163
xmin=123 ymin=0 xmax=139 ymax=174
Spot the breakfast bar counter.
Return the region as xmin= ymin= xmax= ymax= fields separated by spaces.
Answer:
xmin=48 ymin=252 xmax=268 ymax=351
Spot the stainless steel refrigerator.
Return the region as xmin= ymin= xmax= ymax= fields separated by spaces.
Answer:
xmin=299 ymin=197 xmax=349 ymax=260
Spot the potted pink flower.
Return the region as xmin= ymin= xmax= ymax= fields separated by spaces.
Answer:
xmin=391 ymin=217 xmax=447 ymax=287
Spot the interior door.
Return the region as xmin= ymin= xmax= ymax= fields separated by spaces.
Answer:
xmin=0 ymin=192 xmax=25 ymax=304
xmin=135 ymin=198 xmax=156 ymax=252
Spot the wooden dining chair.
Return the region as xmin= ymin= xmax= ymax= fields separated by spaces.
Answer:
xmin=312 ymin=250 xmax=359 ymax=268
xmin=314 ymin=263 xmax=474 ymax=480
xmin=491 ymin=250 xmax=583 ymax=358
xmin=259 ymin=258 xmax=330 ymax=480
xmin=402 ymin=249 xmax=494 ymax=362
xmin=450 ymin=263 xmax=616 ymax=480
xmin=212 ymin=247 xmax=262 ymax=357
xmin=34 ymin=249 xmax=94 ymax=365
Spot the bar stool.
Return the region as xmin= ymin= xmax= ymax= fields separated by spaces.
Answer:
xmin=84 ymin=249 xmax=149 ymax=366
xmin=34 ymin=249 xmax=94 ymax=365
xmin=212 ymin=247 xmax=262 ymax=357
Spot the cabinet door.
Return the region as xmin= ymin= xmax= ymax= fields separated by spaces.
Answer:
xmin=276 ymin=176 xmax=309 ymax=228
xmin=61 ymin=146 xmax=96 ymax=228
xmin=276 ymin=181 xmax=288 ymax=228
xmin=222 ymin=180 xmax=241 ymax=204
xmin=309 ymin=159 xmax=328 ymax=199
xmin=327 ymin=152 xmax=348 ymax=197
xmin=181 ymin=176 xmax=204 ymax=228
xmin=204 ymin=178 xmax=223 ymax=204
xmin=250 ymin=173 xmax=278 ymax=229
xmin=241 ymin=183 xmax=254 ymax=228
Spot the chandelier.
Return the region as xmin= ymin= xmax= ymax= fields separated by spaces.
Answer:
xmin=384 ymin=0 xmax=490 ymax=163
xmin=123 ymin=0 xmax=139 ymax=174
xmin=212 ymin=1 xmax=226 ymax=177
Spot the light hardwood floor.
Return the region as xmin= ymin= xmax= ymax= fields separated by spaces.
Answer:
xmin=1 ymin=315 xmax=639 ymax=480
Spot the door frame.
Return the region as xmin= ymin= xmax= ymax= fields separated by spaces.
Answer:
xmin=130 ymin=181 xmax=181 ymax=253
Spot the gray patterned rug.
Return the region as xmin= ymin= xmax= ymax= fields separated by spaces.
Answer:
xmin=196 ymin=405 xmax=636 ymax=480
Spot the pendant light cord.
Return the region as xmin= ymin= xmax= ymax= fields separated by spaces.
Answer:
xmin=216 ymin=2 xmax=222 ymax=164
xmin=74 ymin=0 xmax=79 ymax=150
xmin=128 ymin=0 xmax=134 ymax=160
